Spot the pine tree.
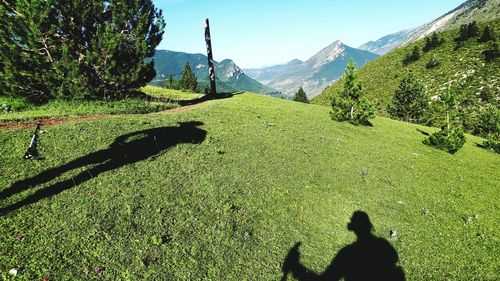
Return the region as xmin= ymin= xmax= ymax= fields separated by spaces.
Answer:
xmin=403 ymin=46 xmax=421 ymax=65
xmin=179 ymin=62 xmax=198 ymax=92
xmin=483 ymin=42 xmax=499 ymax=62
xmin=293 ymin=87 xmax=309 ymax=103
xmin=387 ymin=72 xmax=428 ymax=123
xmin=0 ymin=0 xmax=165 ymax=103
xmin=331 ymin=58 xmax=374 ymax=125
xmin=479 ymin=25 xmax=496 ymax=42
xmin=163 ymin=74 xmax=178 ymax=89
xmin=423 ymin=87 xmax=466 ymax=154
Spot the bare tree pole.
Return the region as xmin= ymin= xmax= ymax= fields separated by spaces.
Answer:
xmin=204 ymin=18 xmax=216 ymax=95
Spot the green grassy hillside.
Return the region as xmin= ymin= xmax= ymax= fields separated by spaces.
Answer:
xmin=0 ymin=86 xmax=196 ymax=124
xmin=313 ymin=19 xmax=500 ymax=114
xmin=0 ymin=93 xmax=498 ymax=280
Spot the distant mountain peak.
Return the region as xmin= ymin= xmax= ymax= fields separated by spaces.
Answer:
xmin=307 ymin=40 xmax=346 ymax=68
xmin=218 ymin=59 xmax=244 ymax=80
xmin=359 ymin=0 xmax=499 ymax=54
xmin=287 ymin=59 xmax=303 ymax=65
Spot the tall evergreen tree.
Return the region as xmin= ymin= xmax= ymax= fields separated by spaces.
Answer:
xmin=387 ymin=72 xmax=428 ymax=123
xmin=331 ymin=58 xmax=374 ymax=125
xmin=0 ymin=0 xmax=165 ymax=103
xmin=293 ymin=87 xmax=309 ymax=103
xmin=179 ymin=62 xmax=198 ymax=92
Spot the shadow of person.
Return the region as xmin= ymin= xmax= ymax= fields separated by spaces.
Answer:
xmin=282 ymin=211 xmax=405 ymax=281
xmin=0 ymin=121 xmax=206 ymax=215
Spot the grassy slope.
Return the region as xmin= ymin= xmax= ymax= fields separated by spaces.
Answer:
xmin=313 ymin=19 xmax=500 ymax=112
xmin=0 ymin=93 xmax=498 ymax=280
xmin=0 ymin=86 xmax=194 ymax=124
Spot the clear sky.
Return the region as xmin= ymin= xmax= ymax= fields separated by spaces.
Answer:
xmin=153 ymin=0 xmax=465 ymax=68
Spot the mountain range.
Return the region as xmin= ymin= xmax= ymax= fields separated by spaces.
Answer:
xmin=244 ymin=41 xmax=379 ymax=98
xmin=358 ymin=0 xmax=500 ymax=55
xmin=149 ymin=50 xmax=275 ymax=94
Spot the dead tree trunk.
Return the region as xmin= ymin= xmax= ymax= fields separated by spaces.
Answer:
xmin=204 ymin=18 xmax=216 ymax=95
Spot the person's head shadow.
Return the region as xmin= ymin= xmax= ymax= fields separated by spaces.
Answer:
xmin=0 ymin=121 xmax=206 ymax=215
xmin=282 ymin=211 xmax=405 ymax=281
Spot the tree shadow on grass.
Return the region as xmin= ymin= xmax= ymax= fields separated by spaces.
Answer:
xmin=416 ymin=128 xmax=430 ymax=136
xmin=281 ymin=211 xmax=405 ymax=281
xmin=0 ymin=121 xmax=206 ymax=215
xmin=136 ymin=90 xmax=241 ymax=107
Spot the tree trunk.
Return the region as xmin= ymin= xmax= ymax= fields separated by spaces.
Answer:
xmin=204 ymin=19 xmax=216 ymax=96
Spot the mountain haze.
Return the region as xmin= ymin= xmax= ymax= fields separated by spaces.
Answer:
xmin=150 ymin=50 xmax=275 ymax=94
xmin=359 ymin=0 xmax=500 ymax=55
xmin=245 ymin=41 xmax=379 ymax=97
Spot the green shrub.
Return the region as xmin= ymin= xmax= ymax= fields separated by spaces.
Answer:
xmin=423 ymin=127 xmax=466 ymax=154
xmin=0 ymin=96 xmax=32 ymax=112
xmin=482 ymin=137 xmax=500 ymax=153
xmin=426 ymin=55 xmax=440 ymax=68
xmin=403 ymin=46 xmax=421 ymax=65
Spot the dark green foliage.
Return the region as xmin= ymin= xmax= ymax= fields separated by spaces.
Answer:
xmin=423 ymin=33 xmax=444 ymax=52
xmin=483 ymin=42 xmax=499 ymax=62
xmin=331 ymin=59 xmax=374 ymax=125
xmin=456 ymin=21 xmax=480 ymax=49
xmin=293 ymin=87 xmax=309 ymax=103
xmin=423 ymin=127 xmax=466 ymax=154
xmin=403 ymin=46 xmax=421 ymax=65
xmin=482 ymin=137 xmax=500 ymax=153
xmin=179 ymin=63 xmax=199 ymax=92
xmin=163 ymin=74 xmax=179 ymax=90
xmin=0 ymin=0 xmax=165 ymax=103
xmin=477 ymin=106 xmax=500 ymax=153
xmin=479 ymin=25 xmax=496 ymax=42
xmin=475 ymin=105 xmax=499 ymax=139
xmin=387 ymin=71 xmax=428 ymax=123
xmin=424 ymin=87 xmax=466 ymax=153
xmin=457 ymin=21 xmax=479 ymax=42
xmin=426 ymin=55 xmax=440 ymax=69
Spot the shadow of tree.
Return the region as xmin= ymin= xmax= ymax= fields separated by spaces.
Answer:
xmin=0 ymin=121 xmax=206 ymax=215
xmin=282 ymin=211 xmax=405 ymax=281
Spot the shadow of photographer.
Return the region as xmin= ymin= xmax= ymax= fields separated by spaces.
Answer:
xmin=0 ymin=121 xmax=206 ymax=215
xmin=282 ymin=211 xmax=405 ymax=281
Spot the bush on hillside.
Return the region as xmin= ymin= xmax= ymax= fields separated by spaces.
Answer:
xmin=424 ymin=87 xmax=466 ymax=153
xmin=423 ymin=33 xmax=445 ymax=52
xmin=457 ymin=21 xmax=479 ymax=42
xmin=423 ymin=127 xmax=466 ymax=154
xmin=483 ymin=42 xmax=499 ymax=62
xmin=482 ymin=137 xmax=500 ymax=153
xmin=403 ymin=46 xmax=421 ymax=65
xmin=479 ymin=25 xmax=496 ymax=42
xmin=426 ymin=55 xmax=441 ymax=68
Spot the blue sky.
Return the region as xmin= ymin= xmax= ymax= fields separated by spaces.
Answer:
xmin=153 ymin=0 xmax=464 ymax=68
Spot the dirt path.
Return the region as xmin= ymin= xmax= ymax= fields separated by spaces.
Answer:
xmin=0 ymin=104 xmax=200 ymax=130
